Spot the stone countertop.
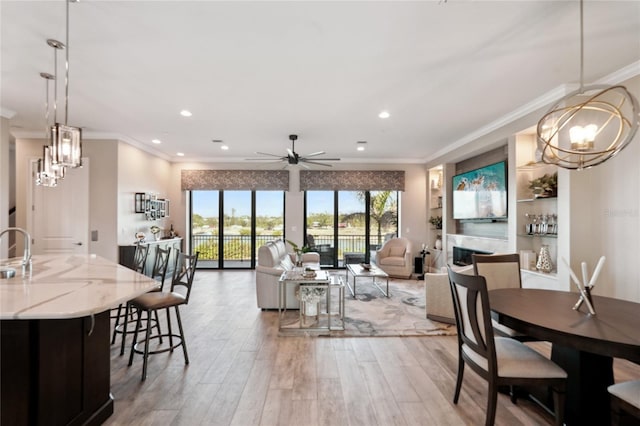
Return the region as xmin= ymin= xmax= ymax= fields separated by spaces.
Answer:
xmin=0 ymin=254 xmax=159 ymax=320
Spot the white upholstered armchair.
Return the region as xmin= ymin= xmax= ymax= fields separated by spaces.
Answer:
xmin=375 ymin=237 xmax=413 ymax=279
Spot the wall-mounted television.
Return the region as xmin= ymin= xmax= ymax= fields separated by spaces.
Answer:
xmin=452 ymin=161 xmax=507 ymax=220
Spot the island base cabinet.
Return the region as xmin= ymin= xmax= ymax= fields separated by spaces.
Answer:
xmin=1 ymin=311 xmax=113 ymax=425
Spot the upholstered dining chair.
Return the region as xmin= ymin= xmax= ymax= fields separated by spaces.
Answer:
xmin=118 ymin=246 xmax=172 ymax=355
xmin=128 ymin=252 xmax=199 ymax=381
xmin=447 ymin=267 xmax=567 ymax=426
xmin=472 ymin=253 xmax=535 ymax=342
xmin=608 ymin=380 xmax=640 ymax=425
xmin=111 ymin=243 xmax=150 ymax=345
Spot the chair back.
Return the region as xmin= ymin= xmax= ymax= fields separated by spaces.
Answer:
xmin=447 ymin=267 xmax=497 ymax=374
xmin=151 ymin=246 xmax=171 ymax=290
xmin=171 ymin=252 xmax=199 ymax=304
xmin=472 ymin=253 xmax=522 ymax=291
xmin=132 ymin=243 xmax=150 ymax=274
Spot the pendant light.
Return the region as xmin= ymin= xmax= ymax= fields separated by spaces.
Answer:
xmin=36 ymin=72 xmax=65 ymax=187
xmin=536 ymin=0 xmax=639 ymax=170
xmin=50 ymin=0 xmax=82 ymax=169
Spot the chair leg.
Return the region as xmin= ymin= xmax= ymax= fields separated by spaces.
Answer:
xmin=174 ymin=306 xmax=189 ymax=364
xmin=128 ymin=309 xmax=143 ymax=366
xmin=453 ymin=358 xmax=465 ymax=404
xmin=120 ymin=302 xmax=131 ymax=356
xmin=486 ymin=381 xmax=498 ymax=426
xmin=153 ymin=309 xmax=163 ymax=344
xmin=141 ymin=308 xmax=152 ymax=381
xmin=552 ymin=387 xmax=565 ymax=426
xmin=166 ymin=307 xmax=173 ymax=351
xmin=111 ymin=304 xmax=123 ymax=344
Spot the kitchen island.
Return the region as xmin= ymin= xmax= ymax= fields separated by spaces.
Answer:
xmin=0 ymin=254 xmax=159 ymax=425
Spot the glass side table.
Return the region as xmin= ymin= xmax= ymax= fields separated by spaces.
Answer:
xmin=278 ymin=271 xmax=344 ymax=333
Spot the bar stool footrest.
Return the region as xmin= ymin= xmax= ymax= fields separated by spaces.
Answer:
xmin=133 ymin=334 xmax=184 ymax=356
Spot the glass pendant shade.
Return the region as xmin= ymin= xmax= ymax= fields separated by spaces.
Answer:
xmin=537 ymin=84 xmax=639 ymax=170
xmin=51 ymin=123 xmax=82 ymax=168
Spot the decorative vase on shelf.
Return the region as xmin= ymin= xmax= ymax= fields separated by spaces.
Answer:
xmin=435 ymin=236 xmax=442 ymax=250
xmin=536 ymin=245 xmax=553 ymax=273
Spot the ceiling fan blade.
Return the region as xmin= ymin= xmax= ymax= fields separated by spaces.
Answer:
xmin=254 ymin=152 xmax=285 ymax=158
xmin=245 ymin=158 xmax=285 ymax=162
xmin=302 ymin=157 xmax=340 ymax=161
xmin=304 ymin=151 xmax=326 ymax=157
xmin=287 ymin=148 xmax=295 ymax=158
xmin=300 ymin=159 xmax=334 ymax=167
xmin=299 ymin=162 xmax=311 ymax=169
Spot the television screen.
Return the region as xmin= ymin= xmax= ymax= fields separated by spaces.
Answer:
xmin=452 ymin=161 xmax=507 ymax=220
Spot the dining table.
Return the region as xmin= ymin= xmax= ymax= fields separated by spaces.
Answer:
xmin=490 ymin=288 xmax=640 ymax=426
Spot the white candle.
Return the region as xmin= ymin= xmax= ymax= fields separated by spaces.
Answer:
xmin=588 ymin=256 xmax=606 ymax=288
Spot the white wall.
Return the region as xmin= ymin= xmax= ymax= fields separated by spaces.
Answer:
xmin=0 ymin=117 xmax=10 ymax=258
xmin=117 ymin=141 xmax=173 ymax=246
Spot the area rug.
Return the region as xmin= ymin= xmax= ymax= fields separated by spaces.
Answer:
xmin=279 ymin=277 xmax=456 ymax=337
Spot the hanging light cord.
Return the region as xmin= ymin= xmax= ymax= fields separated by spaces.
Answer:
xmin=65 ymin=0 xmax=70 ymax=126
xmin=579 ymin=0 xmax=584 ymax=93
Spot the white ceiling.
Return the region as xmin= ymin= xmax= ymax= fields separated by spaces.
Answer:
xmin=2 ymin=1 xmax=639 ymax=165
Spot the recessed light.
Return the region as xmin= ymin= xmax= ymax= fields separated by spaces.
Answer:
xmin=378 ymin=111 xmax=390 ymax=119
xmin=152 ymin=139 xmax=162 ymax=144
xmin=176 ymin=152 xmax=185 ymax=157
xmin=356 ymin=141 xmax=367 ymax=151
xmin=221 ymin=144 xmax=229 ymax=150
xmin=180 ymin=110 xmax=192 ymax=117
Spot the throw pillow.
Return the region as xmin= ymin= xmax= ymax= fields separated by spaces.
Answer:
xmin=281 ymin=255 xmax=295 ymax=270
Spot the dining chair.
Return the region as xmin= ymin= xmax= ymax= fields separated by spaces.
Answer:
xmin=118 ymin=246 xmax=172 ymax=355
xmin=608 ymin=380 xmax=640 ymax=425
xmin=472 ymin=253 xmax=535 ymax=342
xmin=128 ymin=252 xmax=199 ymax=381
xmin=111 ymin=243 xmax=150 ymax=345
xmin=447 ymin=267 xmax=567 ymax=426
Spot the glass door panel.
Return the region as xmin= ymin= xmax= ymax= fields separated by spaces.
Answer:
xmin=338 ymin=191 xmax=366 ymax=267
xmin=222 ymin=191 xmax=252 ymax=268
xmin=369 ymin=190 xmax=398 ymax=253
xmin=191 ymin=190 xmax=219 ymax=268
xmin=255 ymin=191 xmax=285 ymax=262
xmin=306 ymin=191 xmax=335 ymax=267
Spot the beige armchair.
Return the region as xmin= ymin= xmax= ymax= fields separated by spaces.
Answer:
xmin=375 ymin=237 xmax=413 ymax=279
xmin=424 ymin=265 xmax=473 ymax=324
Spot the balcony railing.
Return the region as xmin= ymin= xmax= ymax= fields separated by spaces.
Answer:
xmin=190 ymin=234 xmax=386 ymax=263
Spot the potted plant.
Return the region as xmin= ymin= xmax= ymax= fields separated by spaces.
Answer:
xmin=285 ymin=239 xmax=311 ymax=266
xmin=429 ymin=215 xmax=443 ymax=230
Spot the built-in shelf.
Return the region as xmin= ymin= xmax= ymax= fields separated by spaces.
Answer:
xmin=517 ymin=197 xmax=558 ymax=203
xmin=521 ymin=268 xmax=557 ymax=279
xmin=517 ymin=233 xmax=557 ymax=239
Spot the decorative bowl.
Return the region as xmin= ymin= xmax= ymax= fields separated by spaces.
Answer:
xmin=360 ymin=263 xmax=371 ymax=271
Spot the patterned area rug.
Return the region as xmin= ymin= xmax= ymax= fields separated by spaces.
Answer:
xmin=278 ymin=277 xmax=456 ymax=337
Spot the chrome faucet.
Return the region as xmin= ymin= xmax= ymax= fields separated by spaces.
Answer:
xmin=0 ymin=227 xmax=32 ymax=271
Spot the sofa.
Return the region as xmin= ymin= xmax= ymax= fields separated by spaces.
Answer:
xmin=424 ymin=265 xmax=473 ymax=324
xmin=375 ymin=237 xmax=413 ymax=279
xmin=256 ymin=240 xmax=320 ymax=309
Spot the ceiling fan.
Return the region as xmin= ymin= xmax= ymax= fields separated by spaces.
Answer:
xmin=247 ymin=134 xmax=340 ymax=168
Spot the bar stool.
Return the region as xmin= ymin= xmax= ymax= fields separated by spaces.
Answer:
xmin=608 ymin=380 xmax=640 ymax=425
xmin=119 ymin=246 xmax=172 ymax=355
xmin=128 ymin=252 xmax=199 ymax=380
xmin=111 ymin=243 xmax=149 ymax=345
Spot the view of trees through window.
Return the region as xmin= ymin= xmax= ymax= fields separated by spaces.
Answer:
xmin=191 ymin=190 xmax=284 ymax=268
xmin=305 ymin=190 xmax=398 ymax=267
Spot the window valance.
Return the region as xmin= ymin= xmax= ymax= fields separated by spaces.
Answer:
xmin=181 ymin=170 xmax=289 ymax=191
xmin=299 ymin=170 xmax=405 ymax=191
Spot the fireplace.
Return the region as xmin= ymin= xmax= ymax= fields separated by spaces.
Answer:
xmin=452 ymin=246 xmax=493 ymax=266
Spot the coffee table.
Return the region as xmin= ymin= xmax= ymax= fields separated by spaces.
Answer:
xmin=345 ymin=263 xmax=389 ymax=298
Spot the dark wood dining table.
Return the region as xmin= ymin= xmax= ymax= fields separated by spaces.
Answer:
xmin=490 ymin=288 xmax=640 ymax=426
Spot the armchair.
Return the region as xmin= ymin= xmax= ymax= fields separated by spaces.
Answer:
xmin=375 ymin=237 xmax=413 ymax=279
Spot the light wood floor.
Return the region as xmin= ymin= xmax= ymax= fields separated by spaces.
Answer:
xmin=106 ymin=270 xmax=640 ymax=426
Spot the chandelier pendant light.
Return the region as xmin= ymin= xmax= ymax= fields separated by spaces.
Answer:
xmin=36 ymin=72 xmax=64 ymax=187
xmin=536 ymin=0 xmax=639 ymax=170
xmin=51 ymin=0 xmax=82 ymax=169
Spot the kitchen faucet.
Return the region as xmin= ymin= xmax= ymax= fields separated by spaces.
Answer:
xmin=0 ymin=227 xmax=32 ymax=271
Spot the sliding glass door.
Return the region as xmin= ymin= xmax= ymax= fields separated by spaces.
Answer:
xmin=190 ymin=190 xmax=284 ymax=269
xmin=305 ymin=190 xmax=398 ymax=268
